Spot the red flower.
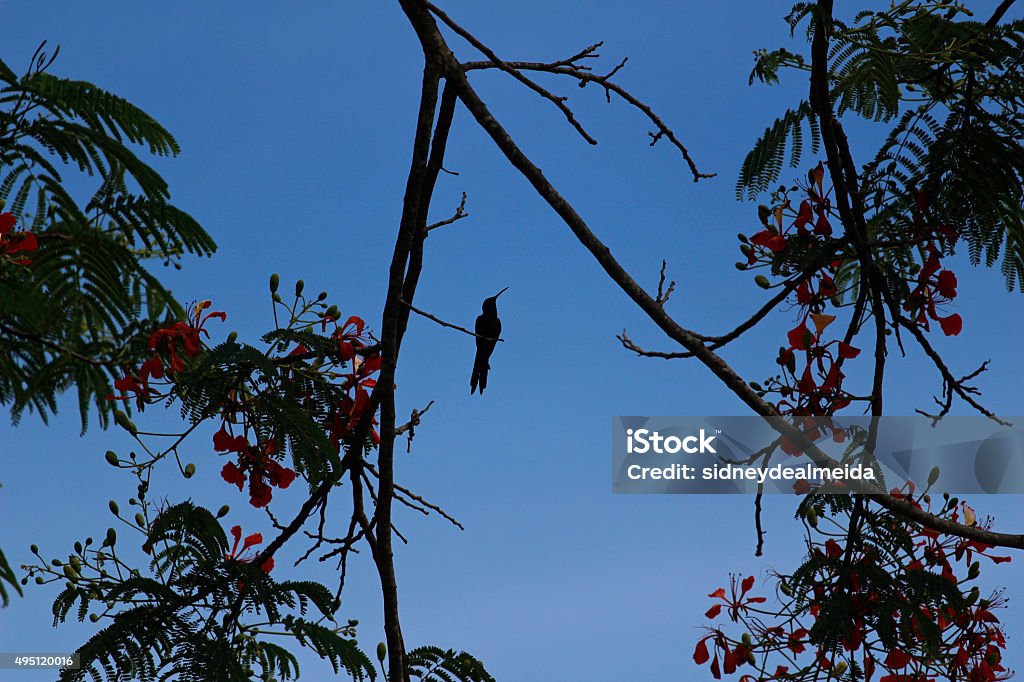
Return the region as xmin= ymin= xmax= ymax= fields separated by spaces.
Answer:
xmin=148 ymin=300 xmax=225 ymax=373
xmin=225 ymin=525 xmax=274 ymax=573
xmin=750 ymin=230 xmax=788 ymax=253
xmin=0 ymin=212 xmax=38 ymax=264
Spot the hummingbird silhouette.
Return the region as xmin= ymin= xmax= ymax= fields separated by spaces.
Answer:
xmin=470 ymin=287 xmax=507 ymax=394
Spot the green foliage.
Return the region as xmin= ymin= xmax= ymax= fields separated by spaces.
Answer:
xmin=0 ymin=547 xmax=22 ymax=606
xmin=0 ymin=43 xmax=215 ymax=428
xmin=45 ymin=501 xmax=372 ymax=682
xmin=737 ymin=102 xmax=820 ymax=200
xmin=739 ymin=2 xmax=1024 ymax=289
xmin=408 ymin=647 xmax=495 ymax=682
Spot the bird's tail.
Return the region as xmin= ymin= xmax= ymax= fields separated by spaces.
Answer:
xmin=470 ymin=357 xmax=489 ymax=394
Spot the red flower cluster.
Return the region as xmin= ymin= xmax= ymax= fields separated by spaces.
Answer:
xmin=0 ymin=212 xmax=38 ymax=265
xmin=906 ymin=245 xmax=962 ymax=336
xmin=225 ymin=524 xmax=274 ymax=573
xmin=746 ymin=163 xmax=833 ymax=264
xmin=109 ymin=301 xmax=226 ymax=409
xmin=695 ymin=576 xmax=766 ymax=679
xmin=217 ymin=426 xmax=296 ymax=508
xmin=149 ymin=300 xmax=227 ymax=373
xmin=904 ymin=188 xmax=963 ymax=336
xmin=323 ymin=315 xmax=384 ymax=447
xmin=695 ymin=486 xmax=1012 ymax=682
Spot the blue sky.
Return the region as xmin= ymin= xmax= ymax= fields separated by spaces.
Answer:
xmin=2 ymin=2 xmax=1023 ymax=680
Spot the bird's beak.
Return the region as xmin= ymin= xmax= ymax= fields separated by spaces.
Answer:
xmin=494 ymin=287 xmax=509 ymax=298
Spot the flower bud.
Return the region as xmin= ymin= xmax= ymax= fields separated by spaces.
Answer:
xmin=376 ymin=642 xmax=387 ymax=663
xmin=754 ymin=275 xmax=772 ymax=289
xmin=317 ymin=291 xmax=328 ymax=301
xmin=34 ymin=576 xmax=45 ymax=585
xmin=134 ymin=513 xmax=146 ymax=527
xmin=74 ymin=541 xmax=83 ymax=554
xmin=226 ymin=331 xmax=238 ymax=344
xmin=104 ymin=528 xmax=117 ymax=547
xmin=735 ymin=262 xmax=747 ymax=271
xmin=757 ymin=204 xmax=772 ymax=225
xmin=737 ymin=233 xmax=749 ymax=243
xmin=183 ymin=463 xmax=196 ymax=478
xmin=806 ymin=506 xmax=818 ymax=528
xmin=780 ymin=582 xmax=793 ymax=597
xmin=968 ymin=561 xmax=980 ymax=580
xmin=216 ymin=505 xmax=230 ymax=518
xmin=269 ymin=273 xmax=280 ymax=293
xmin=30 ymin=544 xmax=38 ymax=554
xmin=108 ymin=500 xmax=120 ymax=516
xmin=105 ymin=451 xmax=119 ymax=466
xmin=834 ymin=661 xmax=847 ymax=675
xmin=927 ymin=466 xmax=940 ymax=487
xmin=63 ymin=564 xmax=80 ymax=581
xmin=89 ymin=613 xmax=100 ymax=623
xmin=113 ymin=410 xmax=137 ymax=436
xmin=325 ymin=305 xmax=340 ymax=321
xmin=295 ymin=279 xmax=305 ymax=296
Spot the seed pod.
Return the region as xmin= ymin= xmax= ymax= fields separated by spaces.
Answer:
xmin=105 ymin=451 xmax=119 ymax=466
xmin=376 ymin=642 xmax=387 ymax=663
xmin=108 ymin=500 xmax=120 ymax=516
xmin=183 ymin=463 xmax=196 ymax=478
xmin=269 ymin=273 xmax=280 ymax=293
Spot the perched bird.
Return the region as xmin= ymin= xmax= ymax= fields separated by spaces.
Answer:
xmin=470 ymin=287 xmax=507 ymax=394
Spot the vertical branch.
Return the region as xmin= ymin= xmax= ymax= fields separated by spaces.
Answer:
xmin=373 ymin=59 xmax=444 ymax=682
